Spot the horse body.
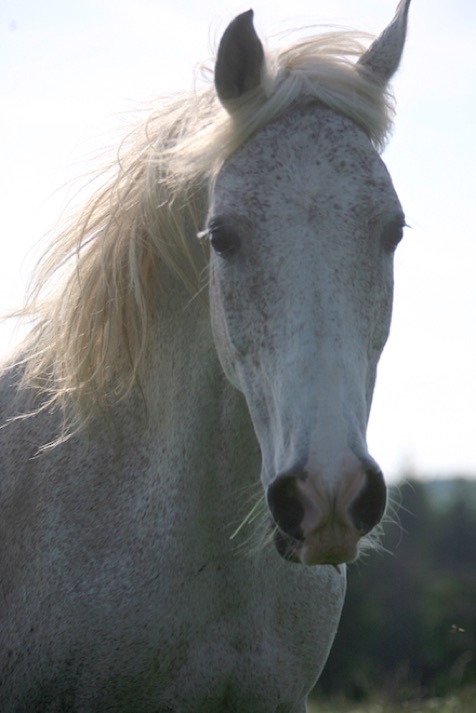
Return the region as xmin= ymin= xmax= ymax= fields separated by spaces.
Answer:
xmin=0 ymin=285 xmax=344 ymax=712
xmin=0 ymin=3 xmax=411 ymax=711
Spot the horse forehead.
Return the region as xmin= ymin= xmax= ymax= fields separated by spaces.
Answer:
xmin=215 ymin=106 xmax=390 ymax=208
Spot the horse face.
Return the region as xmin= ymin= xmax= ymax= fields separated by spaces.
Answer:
xmin=208 ymin=105 xmax=405 ymax=565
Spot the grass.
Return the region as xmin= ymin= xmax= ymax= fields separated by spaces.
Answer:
xmin=308 ymin=686 xmax=476 ymax=713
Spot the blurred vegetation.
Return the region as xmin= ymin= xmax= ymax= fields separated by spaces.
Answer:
xmin=313 ymin=478 xmax=476 ymax=703
xmin=309 ymin=684 xmax=476 ymax=712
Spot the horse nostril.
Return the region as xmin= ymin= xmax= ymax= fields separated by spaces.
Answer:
xmin=266 ymin=472 xmax=305 ymax=541
xmin=349 ymin=464 xmax=387 ymax=534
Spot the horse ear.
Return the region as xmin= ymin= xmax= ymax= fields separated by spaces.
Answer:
xmin=215 ymin=9 xmax=265 ymax=104
xmin=358 ymin=0 xmax=411 ymax=83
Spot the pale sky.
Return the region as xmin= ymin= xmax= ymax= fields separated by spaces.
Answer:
xmin=1 ymin=0 xmax=475 ymax=482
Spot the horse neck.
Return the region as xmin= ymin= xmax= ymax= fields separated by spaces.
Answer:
xmin=141 ymin=270 xmax=261 ymax=549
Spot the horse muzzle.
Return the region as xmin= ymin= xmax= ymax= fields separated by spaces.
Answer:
xmin=266 ymin=453 xmax=387 ymax=566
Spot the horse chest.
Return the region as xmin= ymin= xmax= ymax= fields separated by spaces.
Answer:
xmin=0 ymin=421 xmax=345 ymax=711
xmin=96 ymin=556 xmax=345 ymax=711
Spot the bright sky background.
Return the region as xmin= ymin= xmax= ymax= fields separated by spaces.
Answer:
xmin=1 ymin=0 xmax=475 ymax=483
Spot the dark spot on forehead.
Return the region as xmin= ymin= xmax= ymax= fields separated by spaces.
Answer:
xmin=221 ymin=104 xmax=382 ymax=180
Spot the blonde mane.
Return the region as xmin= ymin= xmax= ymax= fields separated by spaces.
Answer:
xmin=12 ymin=28 xmax=396 ymax=436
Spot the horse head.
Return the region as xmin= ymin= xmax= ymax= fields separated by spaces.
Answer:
xmin=207 ymin=3 xmax=410 ymax=566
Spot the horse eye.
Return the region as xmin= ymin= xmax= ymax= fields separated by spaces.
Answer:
xmin=209 ymin=225 xmax=240 ymax=257
xmin=382 ymin=218 xmax=405 ymax=252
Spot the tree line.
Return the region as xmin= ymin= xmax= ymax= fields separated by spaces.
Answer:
xmin=314 ymin=478 xmax=476 ymax=702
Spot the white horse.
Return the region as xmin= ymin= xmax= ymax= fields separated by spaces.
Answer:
xmin=0 ymin=2 xmax=411 ymax=711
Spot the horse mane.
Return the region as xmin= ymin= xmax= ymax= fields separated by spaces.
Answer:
xmin=10 ymin=28 xmax=396 ymax=439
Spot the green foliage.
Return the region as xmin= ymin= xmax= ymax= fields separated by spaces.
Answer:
xmin=314 ymin=478 xmax=476 ymax=702
xmin=309 ymin=685 xmax=476 ymax=712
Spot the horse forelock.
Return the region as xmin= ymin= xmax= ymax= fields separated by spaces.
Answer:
xmin=9 ymin=26 xmax=395 ymax=440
